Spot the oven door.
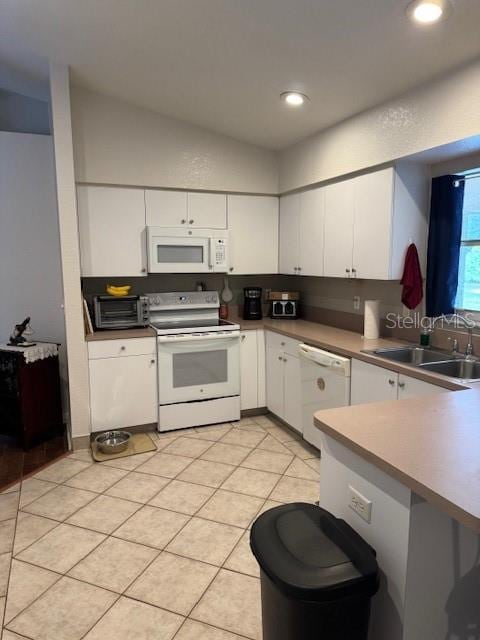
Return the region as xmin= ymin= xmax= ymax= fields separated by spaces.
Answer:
xmin=157 ymin=332 xmax=240 ymax=404
xmin=148 ymin=232 xmax=210 ymax=273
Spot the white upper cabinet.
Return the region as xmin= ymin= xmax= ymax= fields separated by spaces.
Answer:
xmin=145 ymin=190 xmax=188 ymax=227
xmin=77 ymin=186 xmax=147 ymax=277
xmin=227 ymin=195 xmax=278 ymax=274
xmin=352 ymin=169 xmax=394 ymax=279
xmin=279 ymin=193 xmax=300 ymax=275
xmin=323 ymin=164 xmax=428 ymax=280
xmin=299 ymin=187 xmax=325 ymax=277
xmin=145 ymin=190 xmax=227 ymax=228
xmin=279 ymin=187 xmax=325 ymax=277
xmin=324 ymin=179 xmax=355 ymax=278
xmin=187 ymin=192 xmax=227 ymax=228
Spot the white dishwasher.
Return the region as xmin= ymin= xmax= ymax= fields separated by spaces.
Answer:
xmin=298 ymin=344 xmax=351 ymax=450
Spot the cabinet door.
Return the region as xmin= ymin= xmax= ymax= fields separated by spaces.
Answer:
xmin=89 ymin=354 xmax=157 ymax=430
xmin=279 ymin=194 xmax=300 ymax=275
xmin=350 ymin=359 xmax=397 ymax=405
xmin=77 ymin=186 xmax=147 ymax=277
xmin=240 ymin=331 xmax=258 ymax=410
xmin=187 ymin=192 xmax=227 ymax=228
xmin=145 ymin=190 xmax=188 ymax=227
xmin=257 ymin=330 xmax=266 ymax=407
xmin=352 ymin=168 xmax=394 ymax=279
xmin=266 ymin=346 xmax=285 ymax=418
xmin=227 ymin=195 xmax=278 ymax=274
xmin=397 ymin=374 xmax=448 ymax=399
xmin=324 ymin=180 xmax=355 ymax=278
xmin=299 ymin=187 xmax=325 ymax=277
xmin=283 ymin=354 xmax=303 ymax=434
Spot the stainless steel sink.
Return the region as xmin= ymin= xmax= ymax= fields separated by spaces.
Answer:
xmin=365 ymin=346 xmax=455 ymax=365
xmin=418 ymin=359 xmax=480 ymax=382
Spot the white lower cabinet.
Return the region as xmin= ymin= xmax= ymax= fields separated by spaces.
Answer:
xmin=396 ymin=374 xmax=448 ymax=399
xmin=88 ymin=338 xmax=157 ymax=431
xmin=265 ymin=332 xmax=302 ymax=433
xmin=240 ymin=330 xmax=266 ymax=410
xmin=351 ymin=358 xmax=448 ymax=405
xmin=283 ymin=354 xmax=302 ymax=432
xmin=266 ymin=346 xmax=285 ymax=417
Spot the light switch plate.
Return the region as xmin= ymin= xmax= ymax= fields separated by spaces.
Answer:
xmin=348 ymin=485 xmax=372 ymax=523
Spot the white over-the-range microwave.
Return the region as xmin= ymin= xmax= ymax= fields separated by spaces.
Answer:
xmin=147 ymin=227 xmax=228 ymax=273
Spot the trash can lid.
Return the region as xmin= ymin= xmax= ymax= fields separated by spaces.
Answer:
xmin=250 ymin=503 xmax=379 ymax=602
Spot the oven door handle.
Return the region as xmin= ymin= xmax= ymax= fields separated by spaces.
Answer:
xmin=157 ymin=331 xmax=240 ymax=343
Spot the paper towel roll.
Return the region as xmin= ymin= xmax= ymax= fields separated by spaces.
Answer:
xmin=364 ymin=300 xmax=380 ymax=340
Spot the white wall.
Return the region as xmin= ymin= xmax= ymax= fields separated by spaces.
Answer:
xmin=279 ymin=59 xmax=480 ymax=193
xmin=50 ymin=64 xmax=91 ymax=439
xmin=71 ymin=87 xmax=278 ymax=194
xmin=431 ymin=150 xmax=480 ymax=177
xmin=0 ymin=132 xmax=67 ymax=404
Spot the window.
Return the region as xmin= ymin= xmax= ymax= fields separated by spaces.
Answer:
xmin=455 ymin=175 xmax=480 ymax=312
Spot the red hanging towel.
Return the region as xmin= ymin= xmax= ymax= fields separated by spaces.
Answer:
xmin=400 ymin=244 xmax=423 ymax=309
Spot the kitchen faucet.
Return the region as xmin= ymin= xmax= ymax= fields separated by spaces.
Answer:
xmin=430 ymin=314 xmax=476 ymax=358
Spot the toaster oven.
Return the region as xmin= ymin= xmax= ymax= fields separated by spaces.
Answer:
xmin=93 ymin=295 xmax=149 ymax=330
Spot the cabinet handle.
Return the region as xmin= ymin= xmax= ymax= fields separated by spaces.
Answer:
xmin=298 ymin=266 xmax=302 ymax=271
xmin=398 ymin=381 xmax=405 ymax=389
xmin=181 ymin=219 xmax=186 ymax=224
xmin=283 ymin=358 xmax=287 ymax=362
xmin=150 ymin=359 xmax=155 ymax=364
xmin=141 ymin=268 xmax=146 ymax=273
xmin=189 ymin=219 xmax=194 ymax=224
xmin=120 ymin=346 xmax=126 ymax=351
xmin=351 ymin=268 xmax=357 ymax=278
xmin=229 ymin=267 xmax=234 ymax=272
xmin=345 ymin=268 xmax=350 ymax=274
xmin=278 ymin=356 xmax=283 ymax=361
xmin=281 ymin=342 xmax=285 ymax=346
xmin=241 ymin=335 xmax=246 ymax=341
xmin=388 ymin=379 xmax=395 ymax=385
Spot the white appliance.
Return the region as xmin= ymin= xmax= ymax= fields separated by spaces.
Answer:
xmin=149 ymin=291 xmax=240 ymax=431
xmin=298 ymin=343 xmax=351 ymax=450
xmin=147 ymin=227 xmax=228 ymax=273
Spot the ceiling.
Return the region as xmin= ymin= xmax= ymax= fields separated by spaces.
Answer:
xmin=1 ymin=0 xmax=480 ymax=149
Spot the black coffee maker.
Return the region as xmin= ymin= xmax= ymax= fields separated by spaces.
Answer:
xmin=243 ymin=287 xmax=263 ymax=320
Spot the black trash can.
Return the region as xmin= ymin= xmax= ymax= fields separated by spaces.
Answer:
xmin=250 ymin=502 xmax=379 ymax=640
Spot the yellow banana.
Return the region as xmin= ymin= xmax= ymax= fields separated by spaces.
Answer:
xmin=106 ymin=284 xmax=131 ymax=296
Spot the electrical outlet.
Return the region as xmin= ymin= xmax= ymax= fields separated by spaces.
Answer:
xmin=348 ymin=485 xmax=372 ymax=523
xmin=353 ymin=296 xmax=361 ymax=310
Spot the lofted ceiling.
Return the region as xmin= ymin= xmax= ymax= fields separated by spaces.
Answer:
xmin=1 ymin=0 xmax=480 ymax=149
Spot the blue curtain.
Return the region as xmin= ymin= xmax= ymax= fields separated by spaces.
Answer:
xmin=426 ymin=175 xmax=465 ymax=317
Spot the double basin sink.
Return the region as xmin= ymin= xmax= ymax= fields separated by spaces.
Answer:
xmin=363 ymin=346 xmax=480 ymax=382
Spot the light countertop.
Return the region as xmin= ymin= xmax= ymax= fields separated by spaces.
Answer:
xmin=243 ymin=316 xmax=468 ymax=391
xmin=85 ymin=327 xmax=156 ymax=341
xmin=86 ymin=315 xmax=468 ymax=390
xmin=314 ymin=390 xmax=480 ymax=532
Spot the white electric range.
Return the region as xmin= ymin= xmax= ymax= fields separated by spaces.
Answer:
xmin=148 ymin=291 xmax=241 ymax=432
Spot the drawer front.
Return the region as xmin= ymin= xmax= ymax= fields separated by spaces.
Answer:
xmin=265 ymin=330 xmax=301 ymax=357
xmin=88 ymin=337 xmax=156 ymax=359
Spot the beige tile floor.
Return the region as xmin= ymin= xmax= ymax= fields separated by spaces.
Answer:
xmin=0 ymin=415 xmax=320 ymax=640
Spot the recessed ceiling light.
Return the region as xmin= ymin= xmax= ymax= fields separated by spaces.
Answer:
xmin=281 ymin=91 xmax=309 ymax=107
xmin=407 ymin=0 xmax=448 ymax=24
